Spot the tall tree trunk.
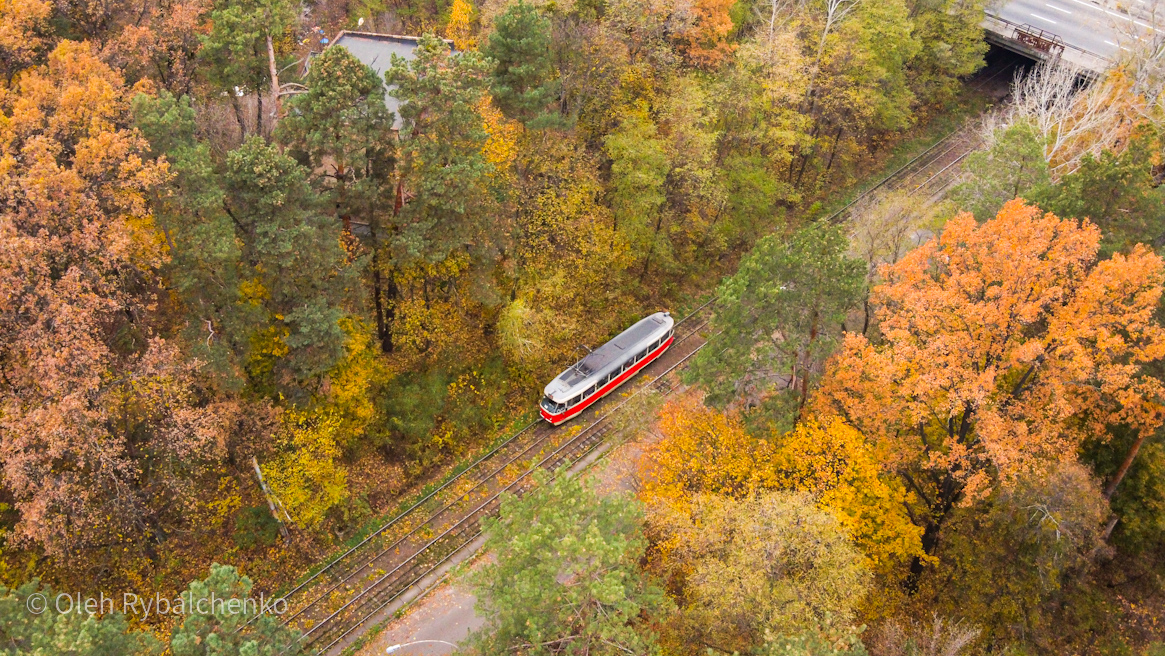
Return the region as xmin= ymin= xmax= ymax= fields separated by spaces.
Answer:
xmin=256 ymin=93 xmax=264 ymax=139
xmin=905 ymin=470 xmax=962 ymax=589
xmin=797 ymin=309 xmax=819 ymax=415
xmin=638 ymin=213 xmax=667 ymax=283
xmin=371 ymin=255 xmax=390 ymax=352
xmin=861 ymin=289 xmax=872 ymax=335
xmin=252 ymin=457 xmax=290 ymax=539
xmin=824 ymin=126 xmax=844 ymax=175
xmin=1104 ymin=430 xmax=1151 ymax=499
xmin=365 ymin=176 xmax=394 ymax=354
xmin=1100 ymin=515 xmax=1120 ymax=541
xmin=267 ymin=34 xmax=281 ymax=135
xmin=231 ymin=93 xmax=248 ymax=138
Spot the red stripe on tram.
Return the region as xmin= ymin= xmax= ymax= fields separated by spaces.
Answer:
xmin=540 ymin=335 xmax=674 ymax=425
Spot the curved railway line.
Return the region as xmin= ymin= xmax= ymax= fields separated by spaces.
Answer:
xmin=276 ymin=298 xmax=717 ymax=655
xmin=262 ymin=52 xmax=1032 ymax=656
xmin=825 ymin=54 xmax=1023 ymax=224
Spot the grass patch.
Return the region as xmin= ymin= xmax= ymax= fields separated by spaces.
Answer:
xmin=809 ymin=86 xmax=995 ymax=222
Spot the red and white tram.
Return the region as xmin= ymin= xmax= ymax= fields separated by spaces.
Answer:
xmin=539 ymin=312 xmax=675 ymax=425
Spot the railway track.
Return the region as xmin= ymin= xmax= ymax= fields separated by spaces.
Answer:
xmin=824 ymin=55 xmax=1023 ymax=224
xmin=259 ymin=53 xmax=1031 ymax=655
xmin=274 ymin=298 xmax=716 ymax=655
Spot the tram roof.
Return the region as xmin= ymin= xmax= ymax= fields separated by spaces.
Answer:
xmin=578 ymin=314 xmax=669 ymax=374
xmin=546 ymin=312 xmax=672 ymax=398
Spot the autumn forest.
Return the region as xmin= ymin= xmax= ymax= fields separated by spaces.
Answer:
xmin=0 ymin=0 xmax=1164 ymax=652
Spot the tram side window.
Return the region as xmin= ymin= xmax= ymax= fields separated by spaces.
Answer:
xmin=569 ymin=394 xmax=582 ymax=407
xmin=585 ymin=385 xmax=596 ymax=397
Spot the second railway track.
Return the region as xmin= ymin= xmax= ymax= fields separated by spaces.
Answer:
xmin=825 ymin=54 xmax=1023 ymax=224
xmin=262 ymin=54 xmax=1028 ymax=655
xmin=274 ymin=298 xmax=717 ymax=655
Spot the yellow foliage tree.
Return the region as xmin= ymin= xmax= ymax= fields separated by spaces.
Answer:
xmin=445 ymin=0 xmax=477 ymax=51
xmin=263 ymin=409 xmax=348 ymax=529
xmin=639 ymin=395 xmax=779 ymax=513
xmin=772 ymin=418 xmax=925 ymax=573
xmin=480 ymin=95 xmax=521 ymax=180
xmin=498 ymin=135 xmax=631 ymax=377
xmin=325 ymin=317 xmax=386 ymax=444
xmin=389 ymin=251 xmax=485 ymax=362
xmin=641 ymin=397 xmax=924 ymax=575
xmin=651 ymin=491 xmax=871 ymax=654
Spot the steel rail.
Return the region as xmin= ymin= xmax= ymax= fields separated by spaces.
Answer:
xmin=281 ymin=419 xmax=557 ymax=626
xmin=822 ymin=127 xmax=965 ymax=224
xmin=895 ymin=138 xmax=972 ymax=191
xmin=277 ymin=300 xmax=718 ymax=651
xmin=270 ymin=419 xmax=538 ymax=604
xmin=821 ymin=55 xmax=1023 ymax=225
xmin=909 ymin=145 xmax=982 ymax=197
xmin=307 ymin=325 xmax=717 ymax=655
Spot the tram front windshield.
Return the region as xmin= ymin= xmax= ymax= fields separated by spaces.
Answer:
xmin=541 ymin=397 xmax=566 ymax=414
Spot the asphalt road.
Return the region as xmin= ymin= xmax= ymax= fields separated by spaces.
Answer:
xmin=360 ymin=581 xmax=482 ymax=656
xmin=995 ymin=0 xmax=1161 ymax=61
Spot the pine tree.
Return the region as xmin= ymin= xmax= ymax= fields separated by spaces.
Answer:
xmin=386 ymin=34 xmax=500 ymax=264
xmin=0 ymin=580 xmax=161 ymax=655
xmin=223 ymin=138 xmax=356 ymax=386
xmin=169 ymin=564 xmax=300 ymax=656
xmin=470 ymin=473 xmax=668 ymax=655
xmin=135 ymin=95 xmax=356 ymax=395
xmin=280 ymin=45 xmax=397 ymax=352
xmin=483 ymin=1 xmax=563 ymax=128
xmin=686 ymin=223 xmax=864 ymax=423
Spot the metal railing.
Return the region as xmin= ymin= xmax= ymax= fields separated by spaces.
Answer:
xmin=983 ymin=11 xmax=1113 ymax=74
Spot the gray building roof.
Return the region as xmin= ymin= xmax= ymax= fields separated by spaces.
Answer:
xmin=327 ymin=31 xmax=454 ymax=129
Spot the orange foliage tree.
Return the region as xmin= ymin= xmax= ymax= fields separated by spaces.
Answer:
xmin=812 ymin=199 xmax=1165 ymax=568
xmin=674 ymin=0 xmax=736 ymax=69
xmin=107 ymin=0 xmax=209 ymax=96
xmin=0 ymin=42 xmax=241 ymax=560
xmin=640 ymin=396 xmax=923 ymax=574
xmin=0 ymin=0 xmax=51 ymax=84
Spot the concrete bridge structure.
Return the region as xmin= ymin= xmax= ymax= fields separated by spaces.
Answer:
xmin=984 ymin=0 xmax=1162 ymax=76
